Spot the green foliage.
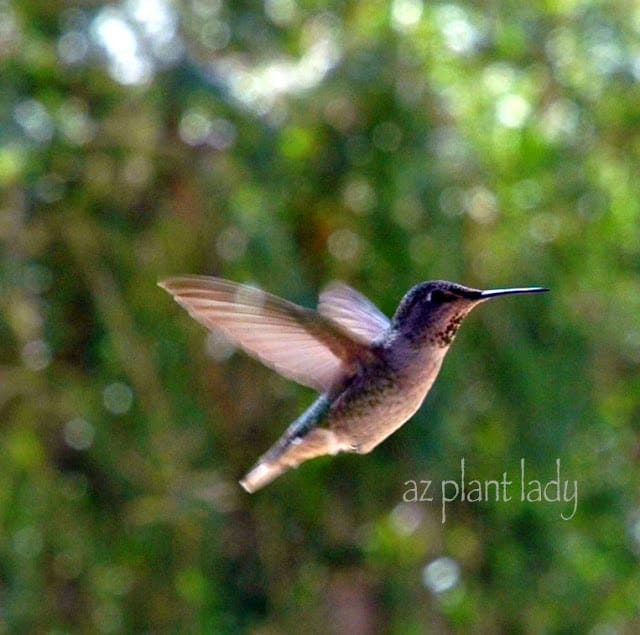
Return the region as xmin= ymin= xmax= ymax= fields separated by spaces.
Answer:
xmin=2 ymin=0 xmax=640 ymax=632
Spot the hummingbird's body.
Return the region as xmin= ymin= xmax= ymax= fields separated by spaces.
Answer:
xmin=328 ymin=337 xmax=447 ymax=453
xmin=159 ymin=277 xmax=547 ymax=492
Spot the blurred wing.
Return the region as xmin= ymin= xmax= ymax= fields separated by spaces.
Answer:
xmin=159 ymin=276 xmax=371 ymax=393
xmin=318 ymin=282 xmax=390 ymax=342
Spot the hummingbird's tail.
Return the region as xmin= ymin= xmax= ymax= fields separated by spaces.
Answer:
xmin=239 ymin=427 xmax=344 ymax=493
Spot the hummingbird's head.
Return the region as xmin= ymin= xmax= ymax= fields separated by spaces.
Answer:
xmin=392 ymin=281 xmax=548 ymax=347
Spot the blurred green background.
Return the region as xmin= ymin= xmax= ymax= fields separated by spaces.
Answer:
xmin=2 ymin=0 xmax=640 ymax=632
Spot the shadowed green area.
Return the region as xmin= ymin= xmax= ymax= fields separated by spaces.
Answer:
xmin=2 ymin=0 xmax=640 ymax=632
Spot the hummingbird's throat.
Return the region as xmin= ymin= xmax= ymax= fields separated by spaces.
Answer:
xmin=432 ymin=312 xmax=467 ymax=347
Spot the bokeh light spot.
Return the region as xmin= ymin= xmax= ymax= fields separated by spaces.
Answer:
xmin=216 ymin=225 xmax=248 ymax=262
xmin=103 ymin=382 xmax=134 ymax=415
xmin=206 ymin=331 xmax=236 ymax=362
xmin=464 ymin=186 xmax=498 ymax=224
xmin=14 ymin=100 xmax=54 ymax=144
xmin=496 ymin=93 xmax=531 ymax=128
xmin=21 ymin=339 xmax=51 ymax=371
xmin=265 ymin=0 xmax=298 ymax=26
xmin=327 ymin=228 xmax=364 ymax=262
xmin=179 ymin=109 xmax=212 ymax=146
xmin=529 ymin=212 xmax=561 ymax=244
xmin=342 ymin=177 xmax=375 ymax=215
xmin=390 ymin=503 xmax=423 ymax=535
xmin=422 ymin=556 xmax=461 ymax=593
xmin=199 ymin=18 xmax=231 ymax=50
xmin=13 ymin=526 xmax=43 ymax=559
xmin=391 ymin=0 xmax=423 ymax=33
xmin=57 ymin=30 xmax=89 ymax=64
xmin=436 ymin=4 xmax=480 ymax=55
xmin=57 ymin=98 xmax=96 ymax=146
xmin=541 ymin=99 xmax=579 ymax=141
xmin=208 ymin=118 xmax=236 ymax=150
xmin=122 ymin=154 xmax=153 ymax=188
xmin=64 ymin=418 xmax=95 ymax=451
xmin=91 ymin=7 xmax=154 ymax=85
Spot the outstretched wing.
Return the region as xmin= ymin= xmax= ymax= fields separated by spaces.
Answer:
xmin=318 ymin=282 xmax=390 ymax=342
xmin=159 ymin=276 xmax=372 ymax=393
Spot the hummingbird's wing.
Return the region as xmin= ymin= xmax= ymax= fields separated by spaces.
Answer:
xmin=318 ymin=282 xmax=390 ymax=342
xmin=159 ymin=276 xmax=373 ymax=393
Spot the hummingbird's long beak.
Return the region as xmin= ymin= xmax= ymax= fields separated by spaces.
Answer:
xmin=480 ymin=287 xmax=549 ymax=300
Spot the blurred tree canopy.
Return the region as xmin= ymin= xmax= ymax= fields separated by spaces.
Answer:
xmin=1 ymin=0 xmax=640 ymax=632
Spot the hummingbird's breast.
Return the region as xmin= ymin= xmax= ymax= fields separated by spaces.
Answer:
xmin=327 ymin=340 xmax=446 ymax=454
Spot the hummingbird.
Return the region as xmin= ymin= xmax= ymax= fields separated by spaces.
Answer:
xmin=159 ymin=276 xmax=547 ymax=493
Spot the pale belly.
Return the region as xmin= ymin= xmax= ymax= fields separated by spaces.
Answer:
xmin=327 ymin=348 xmax=445 ymax=454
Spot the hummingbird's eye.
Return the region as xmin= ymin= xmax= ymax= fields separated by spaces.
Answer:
xmin=429 ymin=289 xmax=450 ymax=303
